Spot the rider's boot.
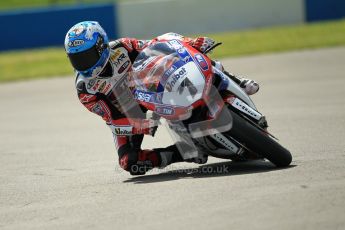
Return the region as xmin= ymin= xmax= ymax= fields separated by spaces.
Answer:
xmin=158 ymin=143 xmax=208 ymax=168
xmin=192 ymin=153 xmax=208 ymax=164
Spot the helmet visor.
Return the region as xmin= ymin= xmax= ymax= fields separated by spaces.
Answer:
xmin=67 ymin=36 xmax=107 ymax=72
xmin=67 ymin=45 xmax=101 ymax=71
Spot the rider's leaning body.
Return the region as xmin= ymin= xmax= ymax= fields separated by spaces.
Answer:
xmin=64 ymin=21 xmax=259 ymax=175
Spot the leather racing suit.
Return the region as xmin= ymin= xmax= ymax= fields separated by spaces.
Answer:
xmin=75 ymin=33 xmax=213 ymax=175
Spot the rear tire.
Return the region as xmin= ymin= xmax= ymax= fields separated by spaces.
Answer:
xmin=225 ymin=109 xmax=292 ymax=167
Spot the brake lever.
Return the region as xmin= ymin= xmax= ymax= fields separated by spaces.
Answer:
xmin=203 ymin=42 xmax=222 ymax=55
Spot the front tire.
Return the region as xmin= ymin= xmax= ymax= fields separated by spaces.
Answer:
xmin=225 ymin=109 xmax=292 ymax=167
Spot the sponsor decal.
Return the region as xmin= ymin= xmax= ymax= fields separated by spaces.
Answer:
xmin=182 ymin=56 xmax=190 ymax=63
xmin=87 ymin=79 xmax=96 ymax=89
xmin=211 ymin=133 xmax=239 ymax=153
xmin=92 ymin=80 xmax=101 ymax=91
xmin=177 ymin=48 xmax=185 ymax=54
xmin=118 ymin=60 xmax=130 ymax=74
xmin=98 ymin=81 xmax=107 ymax=92
xmin=134 ymin=90 xmax=153 ymax=102
xmin=164 ymin=65 xmax=177 ymax=77
xmin=110 ymin=53 xmax=127 ymax=68
xmin=68 ymin=25 xmax=84 ymax=37
xmin=160 ymin=61 xmax=185 ymax=85
xmin=68 ymin=39 xmax=84 ymax=47
xmin=101 ymin=83 xmax=112 ymax=94
xmin=168 ymin=40 xmax=183 ymax=50
xmin=194 ymin=54 xmax=209 ymax=71
xmin=111 ymin=49 xmax=122 ymax=60
xmin=92 ymin=103 xmax=105 ymax=117
xmin=155 ymin=106 xmax=175 ymax=115
xmin=177 ymin=77 xmax=198 ymax=98
xmin=167 ymin=40 xmax=192 ymax=63
xmin=231 ymin=98 xmax=262 ymax=120
xmin=165 ymin=67 xmax=187 ymax=92
xmin=113 ymin=126 xmax=132 ymax=135
xmin=79 ymin=94 xmax=95 ymax=103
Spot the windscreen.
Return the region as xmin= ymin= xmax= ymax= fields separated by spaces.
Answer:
xmin=130 ymin=40 xmax=206 ymax=108
xmin=131 ymin=42 xmax=180 ymax=92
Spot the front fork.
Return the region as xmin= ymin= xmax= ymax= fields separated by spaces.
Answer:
xmin=202 ymin=92 xmax=267 ymax=157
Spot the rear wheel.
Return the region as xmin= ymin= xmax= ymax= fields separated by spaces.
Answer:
xmin=225 ymin=109 xmax=292 ymax=167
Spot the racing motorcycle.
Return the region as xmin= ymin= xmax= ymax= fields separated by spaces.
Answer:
xmin=128 ymin=39 xmax=292 ymax=167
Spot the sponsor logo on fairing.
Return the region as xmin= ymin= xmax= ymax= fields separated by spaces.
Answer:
xmin=164 ymin=65 xmax=177 ymax=77
xmin=181 ymin=56 xmax=190 ymax=63
xmin=168 ymin=40 xmax=183 ymax=50
xmin=231 ymin=98 xmax=262 ymax=120
xmin=155 ymin=106 xmax=175 ymax=115
xmin=194 ymin=54 xmax=209 ymax=71
xmin=160 ymin=61 xmax=185 ymax=86
xmin=177 ymin=48 xmax=185 ymax=54
xmin=177 ymin=78 xmax=198 ymax=98
xmin=68 ymin=39 xmax=84 ymax=47
xmin=113 ymin=126 xmax=132 ymax=135
xmin=165 ymin=67 xmax=187 ymax=92
xmin=134 ymin=90 xmax=153 ymax=102
xmin=211 ymin=133 xmax=239 ymax=153
xmin=170 ymin=41 xmax=192 ymax=64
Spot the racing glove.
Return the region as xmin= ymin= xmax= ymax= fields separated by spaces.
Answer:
xmin=131 ymin=118 xmax=159 ymax=136
xmin=191 ymin=37 xmax=216 ymax=53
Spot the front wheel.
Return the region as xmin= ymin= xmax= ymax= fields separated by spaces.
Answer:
xmin=225 ymin=109 xmax=292 ymax=167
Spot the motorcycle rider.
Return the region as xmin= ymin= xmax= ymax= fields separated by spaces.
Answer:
xmin=64 ymin=21 xmax=259 ymax=175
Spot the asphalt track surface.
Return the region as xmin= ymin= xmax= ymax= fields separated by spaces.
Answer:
xmin=1 ymin=47 xmax=345 ymax=230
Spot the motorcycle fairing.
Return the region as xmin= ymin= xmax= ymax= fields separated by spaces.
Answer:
xmin=131 ymin=40 xmax=214 ymax=120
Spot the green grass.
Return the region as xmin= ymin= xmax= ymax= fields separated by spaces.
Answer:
xmin=0 ymin=47 xmax=73 ymax=82
xmin=0 ymin=0 xmax=111 ymax=10
xmin=207 ymin=19 xmax=345 ymax=59
xmin=0 ymin=0 xmax=137 ymax=11
xmin=1 ymin=19 xmax=345 ymax=83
